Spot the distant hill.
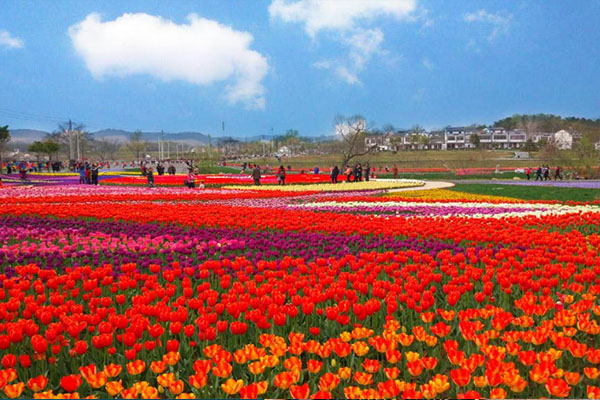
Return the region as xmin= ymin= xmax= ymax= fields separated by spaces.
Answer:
xmin=8 ymin=128 xmax=212 ymax=145
xmin=9 ymin=129 xmax=50 ymax=143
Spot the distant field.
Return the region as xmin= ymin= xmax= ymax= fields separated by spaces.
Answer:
xmin=236 ymin=150 xmax=562 ymax=170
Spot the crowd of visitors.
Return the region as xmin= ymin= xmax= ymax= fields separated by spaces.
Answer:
xmin=526 ymin=165 xmax=562 ymax=181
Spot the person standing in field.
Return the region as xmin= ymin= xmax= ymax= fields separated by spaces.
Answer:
xmin=78 ymin=164 xmax=86 ymax=184
xmin=185 ymin=169 xmax=195 ymax=188
xmin=392 ymin=164 xmax=399 ymax=179
xmin=555 ymin=166 xmax=562 ymax=180
xmin=525 ymin=167 xmax=531 ymax=180
xmin=535 ymin=166 xmax=542 ymax=181
xmin=277 ymin=165 xmax=286 ymax=185
xmin=331 ymin=165 xmax=339 ymax=183
xmin=252 ymin=165 xmax=261 ymax=185
xmin=345 ymin=165 xmax=353 ymax=182
xmin=365 ymin=163 xmax=371 ymax=182
xmin=91 ymin=164 xmax=99 ymax=185
xmin=146 ymin=167 xmax=155 ymax=188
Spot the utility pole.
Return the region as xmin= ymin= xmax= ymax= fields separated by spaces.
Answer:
xmin=76 ymin=127 xmax=81 ymax=161
xmin=68 ymin=119 xmax=74 ymax=161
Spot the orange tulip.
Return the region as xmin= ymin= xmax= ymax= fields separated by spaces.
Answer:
xmin=407 ymin=360 xmax=424 ymax=377
xmin=377 ymin=379 xmax=400 ymax=398
xmin=344 ymin=386 xmax=363 ymax=399
xmin=212 ymin=362 xmax=232 ymax=378
xmin=169 ymin=380 xmax=184 ymax=396
xmin=221 ymin=378 xmax=243 ymax=395
xmin=352 ymin=341 xmax=370 ymax=356
xmin=319 ymin=372 xmax=341 ymax=392
xmin=33 ymin=390 xmax=55 ymax=399
xmin=530 ymin=363 xmax=550 ymax=383
xmin=398 ymin=333 xmax=415 ymax=346
xmin=290 ymin=383 xmax=311 ymax=399
xmin=150 ymin=361 xmax=167 ymax=374
xmin=353 ymin=371 xmax=373 ymax=386
xmin=422 ymin=356 xmax=438 ymax=370
xmin=545 ymin=378 xmax=571 ymax=398
xmin=385 ymin=367 xmax=400 ymax=380
xmin=284 ymin=356 xmax=302 ymax=371
xmin=256 ymin=380 xmax=268 ymax=395
xmin=133 ymin=381 xmax=150 ymax=395
xmin=4 ymin=382 xmax=24 ymax=399
xmin=79 ymin=364 xmax=97 ymax=381
xmin=27 ymin=375 xmax=48 ymax=392
xmin=362 ymin=359 xmax=381 ymax=374
xmin=141 ymin=386 xmax=159 ymax=399
xmin=586 ymin=368 xmax=600 ymax=380
xmin=338 ymin=367 xmax=352 ymax=380
xmin=430 ymin=374 xmax=450 ymax=393
xmin=588 ymin=385 xmax=600 ymax=399
xmin=405 ymin=351 xmax=420 ymax=362
xmin=450 ymin=368 xmax=471 ymax=387
xmin=473 ymin=375 xmax=487 ymax=388
xmin=87 ymin=372 xmax=107 ymax=389
xmin=157 ymin=373 xmax=176 ymax=388
xmin=126 ymin=360 xmax=146 ymax=375
xmin=489 ymin=388 xmax=507 ymax=399
xmin=176 ymin=394 xmax=196 ymax=399
xmin=104 ymin=364 xmax=122 ymax=378
xmin=163 ymin=351 xmax=181 ymax=366
xmin=274 ymin=371 xmax=295 ymax=390
xmin=105 ymin=380 xmax=124 ymax=396
xmin=120 ymin=387 xmax=138 ymax=399
xmin=260 ymin=355 xmax=279 ymax=368
xmin=307 ymin=359 xmax=323 ymax=373
xmin=188 ymin=372 xmax=206 ymax=389
xmin=248 ymin=360 xmax=266 ymax=375
xmin=564 ymin=372 xmax=581 ymax=385
xmin=385 ymin=348 xmax=402 ymax=364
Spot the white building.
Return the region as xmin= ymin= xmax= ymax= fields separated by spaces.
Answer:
xmin=365 ymin=133 xmax=396 ymax=152
xmin=444 ymin=126 xmax=527 ymax=150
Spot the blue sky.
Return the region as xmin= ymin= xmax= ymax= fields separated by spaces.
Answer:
xmin=0 ymin=0 xmax=599 ymax=137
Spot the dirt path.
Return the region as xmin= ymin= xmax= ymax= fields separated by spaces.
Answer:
xmin=380 ymin=180 xmax=455 ymax=193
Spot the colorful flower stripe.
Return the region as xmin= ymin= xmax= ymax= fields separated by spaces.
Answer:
xmin=292 ymin=200 xmax=598 ymax=219
xmin=384 ymin=188 xmax=518 ymax=202
xmin=223 ymin=180 xmax=424 ymax=192
xmin=102 ymin=173 xmax=352 ymax=186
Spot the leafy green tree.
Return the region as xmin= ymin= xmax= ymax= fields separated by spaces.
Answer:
xmin=469 ymin=133 xmax=481 ymax=148
xmin=28 ymin=141 xmax=46 ymax=161
xmin=28 ymin=140 xmax=59 ymax=161
xmin=0 ymin=125 xmax=10 ymax=174
xmin=523 ymin=139 xmax=537 ymax=152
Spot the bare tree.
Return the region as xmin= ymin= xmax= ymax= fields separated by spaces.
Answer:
xmin=94 ymin=138 xmax=122 ymax=161
xmin=46 ymin=121 xmax=91 ymax=160
xmin=334 ymin=114 xmax=377 ymax=167
xmin=126 ymin=131 xmax=147 ymax=161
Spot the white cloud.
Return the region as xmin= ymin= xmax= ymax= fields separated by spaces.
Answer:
xmin=270 ymin=0 xmax=417 ymax=84
xmin=0 ymin=30 xmax=24 ymax=49
xmin=464 ymin=9 xmax=512 ymax=41
xmin=69 ymin=13 xmax=269 ymax=109
xmin=421 ymin=57 xmax=434 ymax=70
xmin=269 ymin=0 xmax=416 ymax=36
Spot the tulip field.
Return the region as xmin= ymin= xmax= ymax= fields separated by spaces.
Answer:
xmin=1 ymin=180 xmax=600 ymax=399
